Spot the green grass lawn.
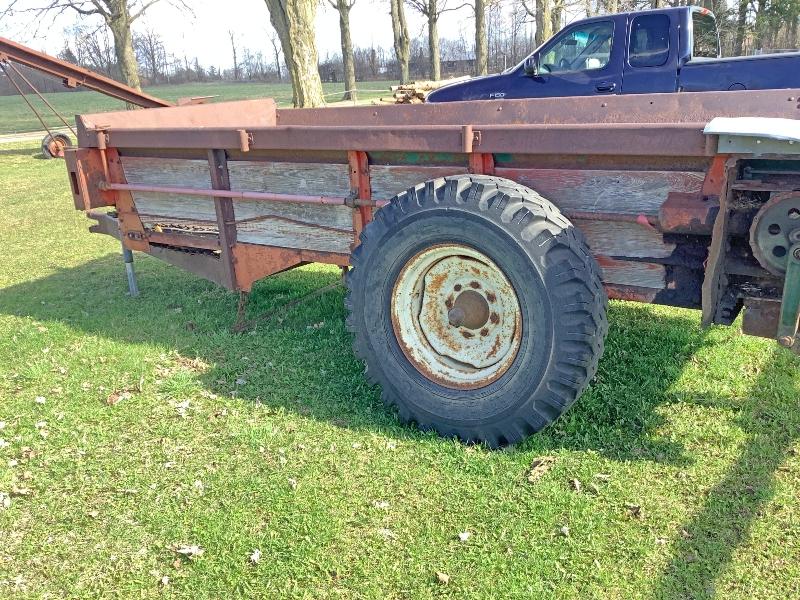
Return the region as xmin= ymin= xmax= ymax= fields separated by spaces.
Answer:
xmin=0 ymin=80 xmax=395 ymax=134
xmin=0 ymin=139 xmax=799 ymax=599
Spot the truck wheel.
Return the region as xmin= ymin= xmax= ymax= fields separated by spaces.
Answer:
xmin=41 ymin=132 xmax=72 ymax=159
xmin=345 ymin=176 xmax=607 ymax=447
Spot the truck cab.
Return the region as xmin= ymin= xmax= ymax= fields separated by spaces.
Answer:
xmin=427 ymin=6 xmax=800 ymax=102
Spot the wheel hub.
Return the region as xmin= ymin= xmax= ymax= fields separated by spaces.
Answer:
xmin=391 ymin=244 xmax=522 ymax=389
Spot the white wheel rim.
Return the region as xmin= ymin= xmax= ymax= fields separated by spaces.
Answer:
xmin=391 ymin=244 xmax=522 ymax=390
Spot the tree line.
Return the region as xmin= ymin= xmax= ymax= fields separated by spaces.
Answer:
xmin=1 ymin=0 xmax=799 ymax=105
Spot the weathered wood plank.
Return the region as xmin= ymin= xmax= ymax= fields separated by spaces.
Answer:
xmin=573 ymin=219 xmax=675 ymax=260
xmin=370 ymin=165 xmax=465 ymax=199
xmin=128 ymin=193 xmax=354 ymax=254
xmin=596 ymin=256 xmax=666 ymax=289
xmin=122 ymin=157 xmax=212 ymax=188
xmin=228 ymin=161 xmax=351 ymax=196
xmin=233 ymin=199 xmax=353 ymax=253
xmin=495 ymin=168 xmax=704 ymax=215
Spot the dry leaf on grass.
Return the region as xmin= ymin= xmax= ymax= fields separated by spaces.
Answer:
xmin=526 ymin=456 xmax=555 ymax=483
xmin=106 ymin=391 xmax=132 ymax=406
xmin=625 ymin=503 xmax=643 ymax=519
xmin=436 ymin=572 xmax=450 ymax=585
xmin=173 ymin=544 xmax=204 ymax=559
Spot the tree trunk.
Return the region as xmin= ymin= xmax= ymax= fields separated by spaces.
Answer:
xmin=390 ymin=0 xmax=410 ymax=83
xmin=230 ymin=32 xmax=240 ymax=81
xmin=535 ymin=0 xmax=552 ymax=47
xmin=475 ymin=0 xmax=488 ymax=76
xmin=551 ymin=0 xmax=563 ymax=35
xmin=271 ymin=42 xmax=282 ymax=81
xmin=336 ymin=0 xmax=357 ymax=101
xmin=428 ymin=2 xmax=441 ymax=80
xmin=753 ymin=0 xmax=768 ymax=50
xmin=105 ymin=8 xmax=141 ymax=91
xmin=263 ymin=0 xmax=325 ymax=107
xmin=735 ymin=0 xmax=749 ymax=55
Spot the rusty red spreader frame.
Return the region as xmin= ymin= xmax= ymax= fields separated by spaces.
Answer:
xmin=63 ymin=89 xmax=800 ymax=348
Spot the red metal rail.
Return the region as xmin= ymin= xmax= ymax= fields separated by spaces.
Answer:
xmin=0 ymin=36 xmax=171 ymax=109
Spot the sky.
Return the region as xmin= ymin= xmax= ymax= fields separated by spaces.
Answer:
xmin=0 ymin=0 xmax=486 ymax=70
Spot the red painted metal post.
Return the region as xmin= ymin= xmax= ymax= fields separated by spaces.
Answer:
xmin=348 ymin=150 xmax=373 ymax=249
xmin=468 ymin=153 xmax=495 ymax=175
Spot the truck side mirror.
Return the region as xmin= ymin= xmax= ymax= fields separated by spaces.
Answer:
xmin=523 ymin=54 xmax=540 ymax=77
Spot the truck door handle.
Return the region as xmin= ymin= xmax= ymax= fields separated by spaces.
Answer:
xmin=595 ymin=82 xmax=616 ymax=93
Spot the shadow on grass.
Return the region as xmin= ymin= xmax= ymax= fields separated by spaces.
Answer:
xmin=0 ymin=253 xmax=713 ymax=462
xmin=0 ymin=147 xmax=45 ymax=157
xmin=652 ymin=350 xmax=799 ymax=599
xmin=0 ymin=254 xmax=798 ymax=597
xmin=1 ymin=252 xmax=797 ymax=596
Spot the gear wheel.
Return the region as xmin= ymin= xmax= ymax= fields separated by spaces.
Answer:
xmin=750 ymin=192 xmax=800 ymax=275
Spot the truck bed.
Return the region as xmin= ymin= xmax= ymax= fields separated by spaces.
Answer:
xmin=680 ymin=52 xmax=800 ymax=92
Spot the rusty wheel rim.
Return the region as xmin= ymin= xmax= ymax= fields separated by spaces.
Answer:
xmin=46 ymin=138 xmax=66 ymax=158
xmin=391 ymin=244 xmax=522 ymax=390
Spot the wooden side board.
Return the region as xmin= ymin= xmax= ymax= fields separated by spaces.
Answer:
xmin=121 ymin=156 xmax=355 ymax=254
xmin=574 ymin=219 xmax=675 ymax=260
xmin=495 ymin=168 xmax=704 ymax=216
xmin=596 ymin=256 xmax=667 ymax=289
xmin=118 ymin=155 xmax=689 ymax=287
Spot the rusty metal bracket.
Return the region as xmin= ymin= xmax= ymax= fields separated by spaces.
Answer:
xmin=777 ymin=243 xmax=800 ymax=350
xmin=461 ymin=125 xmax=482 ymax=153
xmin=237 ymin=129 xmax=252 ymax=152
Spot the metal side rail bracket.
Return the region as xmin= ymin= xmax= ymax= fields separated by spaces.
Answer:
xmin=779 ymin=242 xmax=800 ymax=353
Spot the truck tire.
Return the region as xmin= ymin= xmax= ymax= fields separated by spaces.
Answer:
xmin=345 ymin=175 xmax=607 ymax=447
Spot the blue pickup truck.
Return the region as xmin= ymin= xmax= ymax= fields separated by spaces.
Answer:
xmin=427 ymin=6 xmax=800 ymax=102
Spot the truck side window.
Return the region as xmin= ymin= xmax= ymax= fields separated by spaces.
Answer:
xmin=628 ymin=14 xmax=670 ymax=68
xmin=692 ymin=11 xmax=720 ymax=58
xmin=540 ymin=21 xmax=614 ymax=74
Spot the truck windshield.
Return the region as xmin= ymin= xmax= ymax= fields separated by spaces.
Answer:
xmin=692 ymin=11 xmax=720 ymax=58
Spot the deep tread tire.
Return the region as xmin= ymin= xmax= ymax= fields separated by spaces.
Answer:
xmin=346 ymin=175 xmax=608 ymax=447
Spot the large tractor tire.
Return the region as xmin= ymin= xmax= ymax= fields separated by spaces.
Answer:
xmin=345 ymin=175 xmax=608 ymax=447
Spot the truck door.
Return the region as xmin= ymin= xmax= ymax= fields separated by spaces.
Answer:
xmin=621 ymin=12 xmax=680 ymax=93
xmin=522 ymin=19 xmax=622 ymax=98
